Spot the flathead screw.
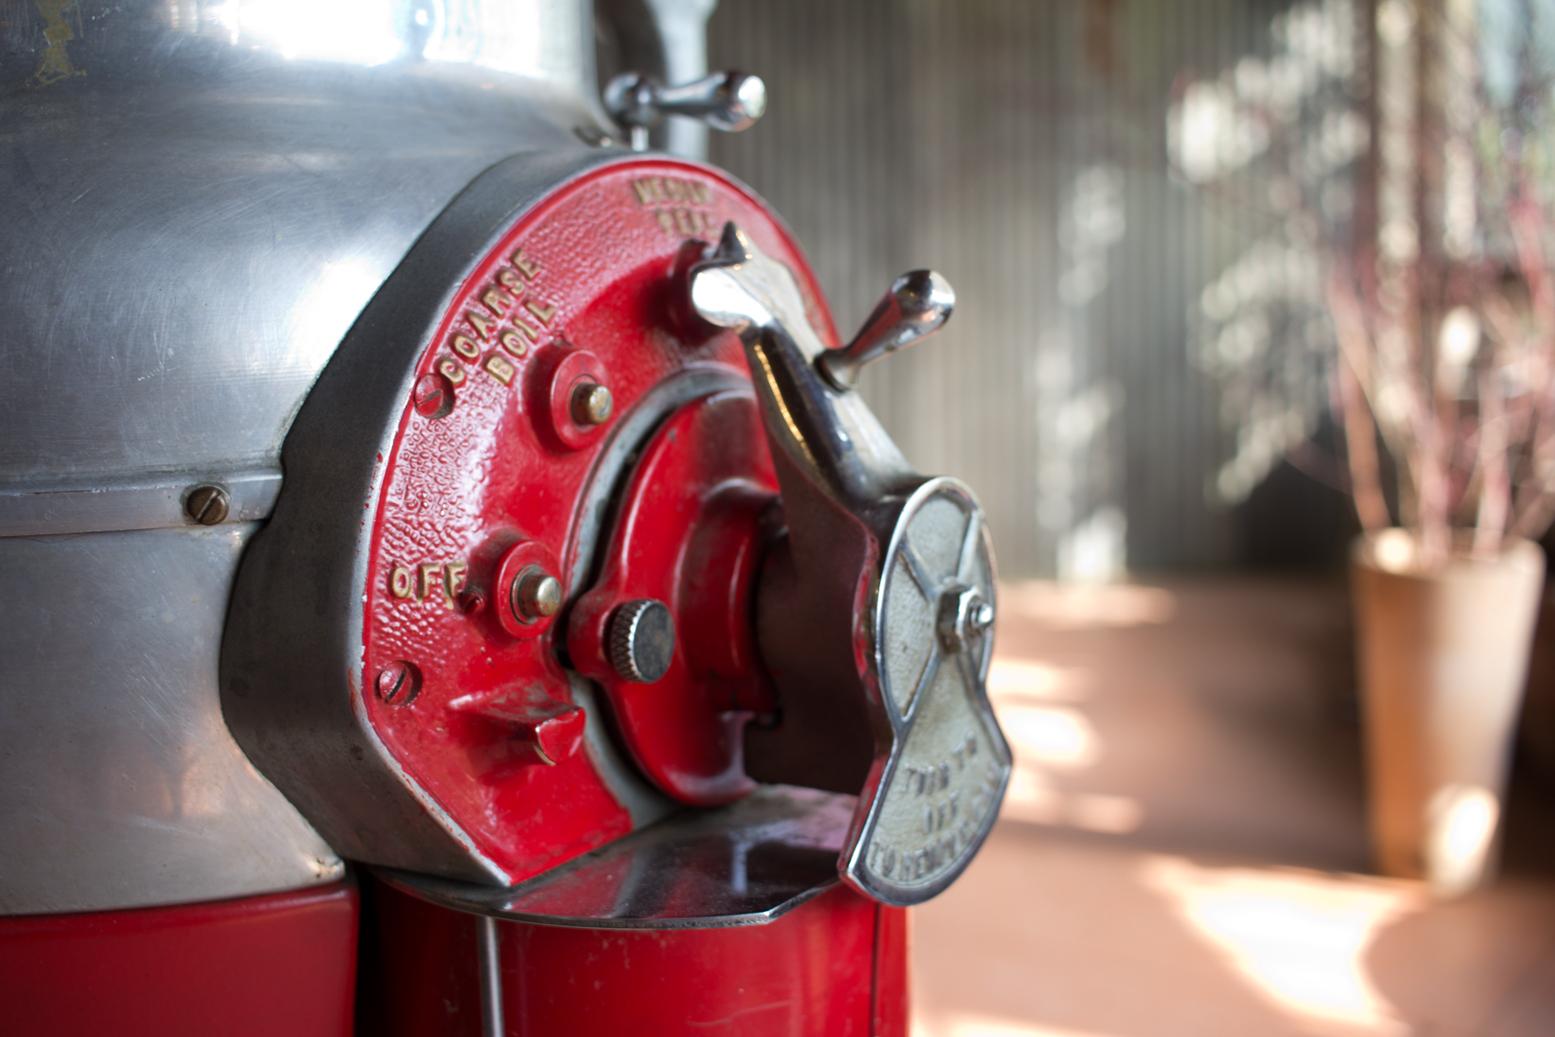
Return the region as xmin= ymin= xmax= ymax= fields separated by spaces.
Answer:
xmin=185 ymin=484 xmax=230 ymax=525
xmin=375 ymin=661 xmax=421 ymax=705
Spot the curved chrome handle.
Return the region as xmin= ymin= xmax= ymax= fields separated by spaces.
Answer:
xmin=605 ymin=70 xmax=767 ymax=151
xmin=687 ymin=223 xmax=1011 ymax=906
xmin=689 ymin=223 xmax=914 ymax=507
xmin=818 ymin=271 xmax=955 ymax=391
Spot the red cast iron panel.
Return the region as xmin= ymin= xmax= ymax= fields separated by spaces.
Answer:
xmin=0 ymin=882 xmax=358 ymax=1037
xmin=364 ymin=878 xmax=888 ymax=1036
xmin=565 ymin=387 xmax=779 ymax=804
xmin=360 ymin=160 xmax=837 ymax=883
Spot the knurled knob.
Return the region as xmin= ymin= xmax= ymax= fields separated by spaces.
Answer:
xmin=607 ymin=599 xmax=676 ymax=683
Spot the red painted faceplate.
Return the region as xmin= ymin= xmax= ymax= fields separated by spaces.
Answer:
xmin=566 ymin=388 xmax=779 ymax=805
xmin=362 ymin=160 xmax=837 ymax=884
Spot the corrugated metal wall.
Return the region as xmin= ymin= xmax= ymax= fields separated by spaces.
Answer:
xmin=708 ymin=0 xmax=1362 ymax=577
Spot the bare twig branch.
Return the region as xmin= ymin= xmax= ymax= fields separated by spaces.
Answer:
xmin=1475 ymin=368 xmax=1510 ymax=556
xmin=1328 ymin=270 xmax=1391 ymax=531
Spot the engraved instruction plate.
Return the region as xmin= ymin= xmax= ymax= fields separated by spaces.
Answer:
xmin=844 ymin=478 xmax=1012 ymax=905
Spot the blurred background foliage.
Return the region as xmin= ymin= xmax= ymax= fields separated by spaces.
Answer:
xmin=707 ymin=0 xmax=1555 ymax=578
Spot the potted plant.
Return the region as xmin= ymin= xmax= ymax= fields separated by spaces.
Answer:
xmin=1169 ymin=0 xmax=1555 ymax=893
xmin=1325 ymin=1 xmax=1555 ymax=894
xmin=1332 ymin=272 xmax=1548 ymax=894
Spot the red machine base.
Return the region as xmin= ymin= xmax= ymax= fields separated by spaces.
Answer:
xmin=1 ymin=882 xmax=359 ymax=1036
xmin=363 ymin=879 xmax=909 ymax=1037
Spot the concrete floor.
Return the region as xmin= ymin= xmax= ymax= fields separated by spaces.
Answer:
xmin=912 ymin=578 xmax=1555 ymax=1037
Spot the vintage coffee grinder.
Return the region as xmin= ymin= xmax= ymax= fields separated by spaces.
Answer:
xmin=0 ymin=3 xmax=1009 ymax=1032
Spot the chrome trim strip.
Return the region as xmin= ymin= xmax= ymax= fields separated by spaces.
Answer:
xmin=0 ymin=469 xmax=283 ymax=538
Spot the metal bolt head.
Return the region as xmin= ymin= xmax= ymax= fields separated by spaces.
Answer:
xmin=570 ymin=381 xmax=614 ymax=426
xmin=970 ymin=599 xmax=995 ymax=633
xmin=184 ymin=484 xmax=230 ymax=525
xmin=511 ymin=567 xmax=563 ymax=623
xmin=937 ymin=585 xmax=995 ymax=653
xmin=607 ymin=599 xmax=676 ymax=683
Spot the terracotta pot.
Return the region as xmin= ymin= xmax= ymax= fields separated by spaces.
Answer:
xmin=1351 ymin=530 xmax=1545 ymax=895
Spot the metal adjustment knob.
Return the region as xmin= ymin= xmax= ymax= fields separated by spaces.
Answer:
xmin=817 ymin=271 xmax=956 ymax=391
xmin=604 ymin=70 xmax=767 ymax=151
xmin=687 ymin=223 xmax=1012 ymax=907
xmin=607 ymin=599 xmax=676 ymax=683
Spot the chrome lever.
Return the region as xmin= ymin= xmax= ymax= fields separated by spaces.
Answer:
xmin=687 ymin=223 xmax=1011 ymax=907
xmin=604 ymin=70 xmax=767 ymax=151
xmin=817 ymin=271 xmax=955 ymax=391
xmin=689 ymin=222 xmax=914 ymax=508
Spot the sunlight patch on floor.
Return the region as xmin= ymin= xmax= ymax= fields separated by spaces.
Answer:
xmin=988 ymin=659 xmax=1092 ymax=704
xmin=1000 ymin=703 xmax=1096 ymax=769
xmin=988 ymin=655 xmax=1143 ymax=835
xmin=1002 ymin=766 xmax=1145 ymax=834
xmin=1141 ymin=856 xmax=1424 ymax=1034
xmin=999 ymin=582 xmax=1178 ymax=630
xmin=917 ymin=1013 xmax=1116 ymax=1037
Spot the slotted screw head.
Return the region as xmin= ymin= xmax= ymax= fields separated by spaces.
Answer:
xmin=184 ymin=484 xmax=230 ymax=525
xmin=375 ymin=661 xmax=421 ymax=705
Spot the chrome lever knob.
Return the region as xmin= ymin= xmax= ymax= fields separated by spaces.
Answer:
xmin=604 ymin=70 xmax=767 ymax=151
xmin=687 ymin=222 xmax=1011 ymax=907
xmin=817 ymin=271 xmax=956 ymax=391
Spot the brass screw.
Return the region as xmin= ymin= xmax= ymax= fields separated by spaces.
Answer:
xmin=184 ymin=484 xmax=230 ymax=525
xmin=511 ymin=567 xmax=563 ymax=623
xmin=570 ymin=380 xmax=614 ymax=426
